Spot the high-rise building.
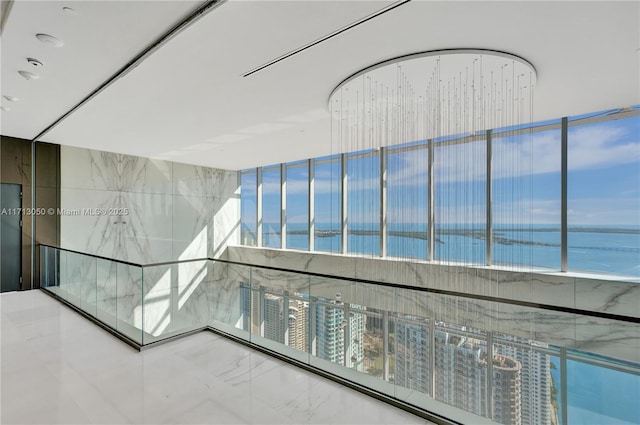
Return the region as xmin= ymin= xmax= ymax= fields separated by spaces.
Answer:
xmin=494 ymin=341 xmax=551 ymax=425
xmin=239 ymin=283 xmax=261 ymax=335
xmin=314 ymin=297 xmax=365 ymax=370
xmin=434 ymin=332 xmax=491 ymax=418
xmin=396 ymin=328 xmax=524 ymax=425
xmin=263 ymin=294 xmax=285 ymax=343
xmin=240 ymin=286 xmax=310 ymax=352
xmin=489 ymin=355 xmax=522 ymax=425
xmin=436 ymin=332 xmax=522 ymax=425
xmin=395 ymin=318 xmax=431 ymax=394
xmin=287 ymin=299 xmax=309 ymax=352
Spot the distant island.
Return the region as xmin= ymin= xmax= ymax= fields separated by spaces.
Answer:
xmin=276 ymin=227 xmax=639 ymax=251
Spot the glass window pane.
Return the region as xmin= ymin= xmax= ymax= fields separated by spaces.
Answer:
xmin=434 ymin=139 xmax=486 ymax=264
xmin=568 ymin=115 xmax=640 ymax=277
xmin=314 ymin=157 xmax=341 ymax=253
xmin=348 ymin=151 xmax=380 ymax=256
xmin=493 ymin=125 xmax=561 ymax=269
xmin=567 ymin=359 xmax=640 ymax=424
xmin=286 ymin=163 xmax=309 ymax=250
xmin=387 ymin=145 xmax=428 ymax=260
xmin=262 ymin=167 xmax=281 ymax=248
xmin=241 ymin=171 xmax=257 ymax=246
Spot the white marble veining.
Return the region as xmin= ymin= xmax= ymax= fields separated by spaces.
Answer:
xmin=58 ymin=145 xmax=240 ymax=346
xmin=574 ymin=277 xmax=640 ymax=316
xmin=208 ymin=263 xmax=249 ymax=328
xmin=171 ymin=194 xmax=214 ymax=260
xmin=223 ymin=246 xmax=640 ymax=363
xmin=213 ymin=196 xmax=240 ymax=258
xmin=173 ymin=162 xmax=238 ymax=200
xmin=225 ymin=246 xmax=639 ymax=317
xmin=61 ymin=146 xmax=173 ymax=194
xmin=60 ymin=146 xmax=240 ymax=266
xmin=120 ymin=191 xmax=174 ymax=264
xmin=1 ymin=290 xmax=428 ymax=425
xmin=141 ymin=260 xmax=214 ymax=343
xmin=59 ymin=187 xmax=120 ymax=257
xmin=51 ymin=248 xmax=639 ymax=363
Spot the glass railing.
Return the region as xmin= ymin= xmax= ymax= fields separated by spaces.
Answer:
xmin=39 ymin=245 xmax=640 ymax=425
xmin=39 ymin=245 xmax=213 ymax=346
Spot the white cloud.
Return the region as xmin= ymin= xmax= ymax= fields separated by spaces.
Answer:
xmin=567 ymin=125 xmax=639 ymax=171
xmin=493 ymin=199 xmax=560 ymax=225
xmin=566 ymin=197 xmax=640 ymax=225
xmin=285 ymin=179 xmax=308 ymax=195
xmin=387 ymin=205 xmax=428 ymax=223
xmin=434 ymin=141 xmax=487 ymax=182
xmin=493 ymin=123 xmax=639 ymax=179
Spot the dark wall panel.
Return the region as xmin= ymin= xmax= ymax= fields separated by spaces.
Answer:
xmin=1 ymin=136 xmax=60 ymax=290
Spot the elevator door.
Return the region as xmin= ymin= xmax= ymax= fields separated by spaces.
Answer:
xmin=1 ymin=184 xmax=22 ymax=292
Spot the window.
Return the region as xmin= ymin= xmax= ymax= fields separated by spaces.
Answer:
xmin=240 ymin=170 xmax=257 ymax=246
xmin=568 ymin=114 xmax=640 ymax=277
xmin=347 ymin=150 xmax=380 ymax=256
xmin=387 ymin=143 xmax=429 ymax=260
xmin=262 ymin=166 xmax=281 ymax=248
xmin=314 ymin=156 xmax=342 ymax=253
xmin=434 ymin=137 xmax=486 ymax=264
xmin=286 ymin=161 xmax=309 ymax=251
xmin=492 ymin=124 xmax=561 ymax=269
xmin=240 ymin=108 xmax=638 ymax=278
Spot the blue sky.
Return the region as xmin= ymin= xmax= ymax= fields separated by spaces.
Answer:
xmin=242 ymin=112 xmax=639 ymax=227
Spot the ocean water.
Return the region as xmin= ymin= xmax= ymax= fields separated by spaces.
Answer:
xmin=550 ymin=358 xmax=640 ymax=424
xmin=257 ymin=223 xmax=640 ymax=278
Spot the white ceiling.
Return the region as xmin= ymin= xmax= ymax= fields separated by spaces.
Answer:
xmin=1 ymin=0 xmax=638 ymax=171
xmin=0 ymin=0 xmax=204 ymax=140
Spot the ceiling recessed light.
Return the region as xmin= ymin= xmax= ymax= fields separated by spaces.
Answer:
xmin=27 ymin=58 xmax=43 ymax=67
xmin=18 ymin=70 xmax=39 ymax=80
xmin=36 ymin=33 xmax=64 ymax=47
xmin=3 ymin=95 xmax=19 ymax=102
xmin=62 ymin=6 xmax=77 ymax=15
xmin=1 ymin=106 xmax=12 ymax=112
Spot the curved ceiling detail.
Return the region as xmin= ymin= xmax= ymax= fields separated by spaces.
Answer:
xmin=330 ymin=49 xmax=537 ymax=146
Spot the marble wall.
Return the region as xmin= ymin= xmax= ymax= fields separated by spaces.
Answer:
xmin=223 ymin=246 xmax=640 ymax=363
xmin=60 ymin=146 xmax=239 ymax=264
xmin=59 ymin=146 xmax=239 ymax=342
xmin=224 ymin=247 xmax=640 ymax=319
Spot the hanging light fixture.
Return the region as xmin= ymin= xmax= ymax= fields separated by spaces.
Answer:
xmin=329 ymin=49 xmax=536 ymax=151
xmin=328 ymin=49 xmax=536 ymax=269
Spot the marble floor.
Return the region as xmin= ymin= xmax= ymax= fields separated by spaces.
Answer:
xmin=1 ymin=290 xmax=431 ymax=425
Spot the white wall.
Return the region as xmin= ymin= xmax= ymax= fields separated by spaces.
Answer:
xmin=60 ymin=146 xmax=239 ymax=264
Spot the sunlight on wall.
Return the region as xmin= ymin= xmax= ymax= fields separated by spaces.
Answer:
xmin=178 ymin=227 xmax=208 ymax=309
xmin=139 ymin=268 xmax=171 ymax=336
xmin=214 ymin=196 xmax=240 ymax=257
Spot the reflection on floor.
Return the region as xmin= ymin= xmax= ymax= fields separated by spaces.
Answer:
xmin=1 ymin=290 xmax=430 ymax=425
